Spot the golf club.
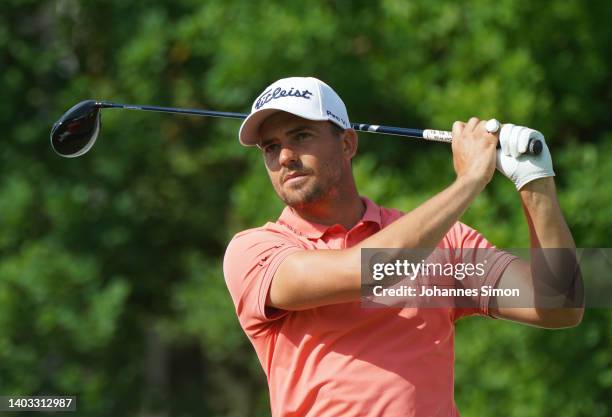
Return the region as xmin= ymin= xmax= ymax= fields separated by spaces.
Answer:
xmin=50 ymin=100 xmax=543 ymax=158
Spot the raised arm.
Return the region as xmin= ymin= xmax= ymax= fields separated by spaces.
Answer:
xmin=268 ymin=118 xmax=498 ymax=310
xmin=489 ymin=178 xmax=584 ymax=328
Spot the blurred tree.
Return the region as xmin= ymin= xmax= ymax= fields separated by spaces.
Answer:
xmin=0 ymin=0 xmax=610 ymax=416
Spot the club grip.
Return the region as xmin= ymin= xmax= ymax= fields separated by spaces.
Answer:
xmin=495 ymin=138 xmax=543 ymax=155
xmin=422 ymin=129 xmax=543 ymax=155
xmin=528 ymin=138 xmax=543 ymax=155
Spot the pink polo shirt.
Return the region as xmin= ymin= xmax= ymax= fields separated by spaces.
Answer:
xmin=223 ymin=197 xmax=515 ymax=417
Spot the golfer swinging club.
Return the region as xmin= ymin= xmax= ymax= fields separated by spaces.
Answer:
xmin=223 ymin=77 xmax=583 ymax=417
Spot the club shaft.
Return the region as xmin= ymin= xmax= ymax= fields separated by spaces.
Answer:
xmin=98 ymin=101 xmax=448 ymax=142
xmin=100 ymin=102 xmax=247 ymax=120
xmin=98 ymin=101 xmax=542 ymax=153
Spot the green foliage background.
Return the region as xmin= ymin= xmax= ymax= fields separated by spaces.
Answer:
xmin=1 ymin=1 xmax=610 ymax=416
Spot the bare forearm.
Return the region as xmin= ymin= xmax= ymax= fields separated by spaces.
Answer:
xmin=520 ymin=177 xmax=583 ymax=321
xmin=520 ymin=178 xmax=575 ymax=249
xmin=271 ymin=249 xmax=361 ymax=309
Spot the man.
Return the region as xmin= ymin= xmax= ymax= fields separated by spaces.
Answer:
xmin=223 ymin=77 xmax=583 ymax=417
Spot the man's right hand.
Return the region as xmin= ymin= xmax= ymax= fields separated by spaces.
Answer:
xmin=451 ymin=117 xmax=498 ymax=191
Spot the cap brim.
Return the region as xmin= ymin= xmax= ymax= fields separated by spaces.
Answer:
xmin=238 ymin=107 xmax=331 ymax=147
xmin=239 ymin=108 xmax=282 ymax=146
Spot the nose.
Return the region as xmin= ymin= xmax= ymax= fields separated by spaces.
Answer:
xmin=278 ymin=145 xmax=299 ymax=167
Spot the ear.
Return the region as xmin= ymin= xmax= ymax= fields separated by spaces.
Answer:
xmin=341 ymin=128 xmax=359 ymax=160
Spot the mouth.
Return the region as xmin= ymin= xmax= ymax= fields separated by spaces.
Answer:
xmin=283 ymin=172 xmax=309 ymax=184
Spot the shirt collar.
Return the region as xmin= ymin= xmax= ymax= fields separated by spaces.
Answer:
xmin=276 ymin=196 xmax=382 ymax=239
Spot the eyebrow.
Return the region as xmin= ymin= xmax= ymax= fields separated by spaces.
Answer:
xmin=285 ymin=125 xmax=315 ymax=136
xmin=259 ymin=125 xmax=316 ymax=148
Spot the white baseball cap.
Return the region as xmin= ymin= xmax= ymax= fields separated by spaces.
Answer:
xmin=238 ymin=77 xmax=351 ymax=146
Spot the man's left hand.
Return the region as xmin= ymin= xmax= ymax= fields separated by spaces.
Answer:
xmin=496 ymin=124 xmax=555 ymax=190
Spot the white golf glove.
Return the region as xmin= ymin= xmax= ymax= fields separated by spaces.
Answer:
xmin=496 ymin=124 xmax=555 ymax=190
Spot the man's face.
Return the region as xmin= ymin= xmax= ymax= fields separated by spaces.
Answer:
xmin=258 ymin=112 xmax=349 ymax=208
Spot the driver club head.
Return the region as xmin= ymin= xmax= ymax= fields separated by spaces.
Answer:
xmin=50 ymin=100 xmax=102 ymax=158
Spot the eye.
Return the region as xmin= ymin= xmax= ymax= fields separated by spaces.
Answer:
xmin=295 ymin=131 xmax=312 ymax=141
xmin=262 ymin=143 xmax=280 ymax=154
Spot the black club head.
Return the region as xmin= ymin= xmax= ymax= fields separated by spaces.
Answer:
xmin=50 ymin=100 xmax=102 ymax=158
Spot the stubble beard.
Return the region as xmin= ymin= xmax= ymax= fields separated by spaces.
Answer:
xmin=281 ymin=181 xmax=328 ymax=208
xmin=276 ymin=163 xmax=342 ymax=209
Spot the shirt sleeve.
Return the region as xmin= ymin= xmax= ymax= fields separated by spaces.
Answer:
xmin=444 ymin=222 xmax=518 ymax=321
xmin=223 ymin=229 xmax=303 ymax=337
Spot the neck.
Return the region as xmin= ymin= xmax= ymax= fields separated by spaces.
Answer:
xmin=289 ymin=182 xmax=364 ymax=231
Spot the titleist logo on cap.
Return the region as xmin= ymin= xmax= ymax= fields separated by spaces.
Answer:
xmin=254 ymin=87 xmax=313 ymax=110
